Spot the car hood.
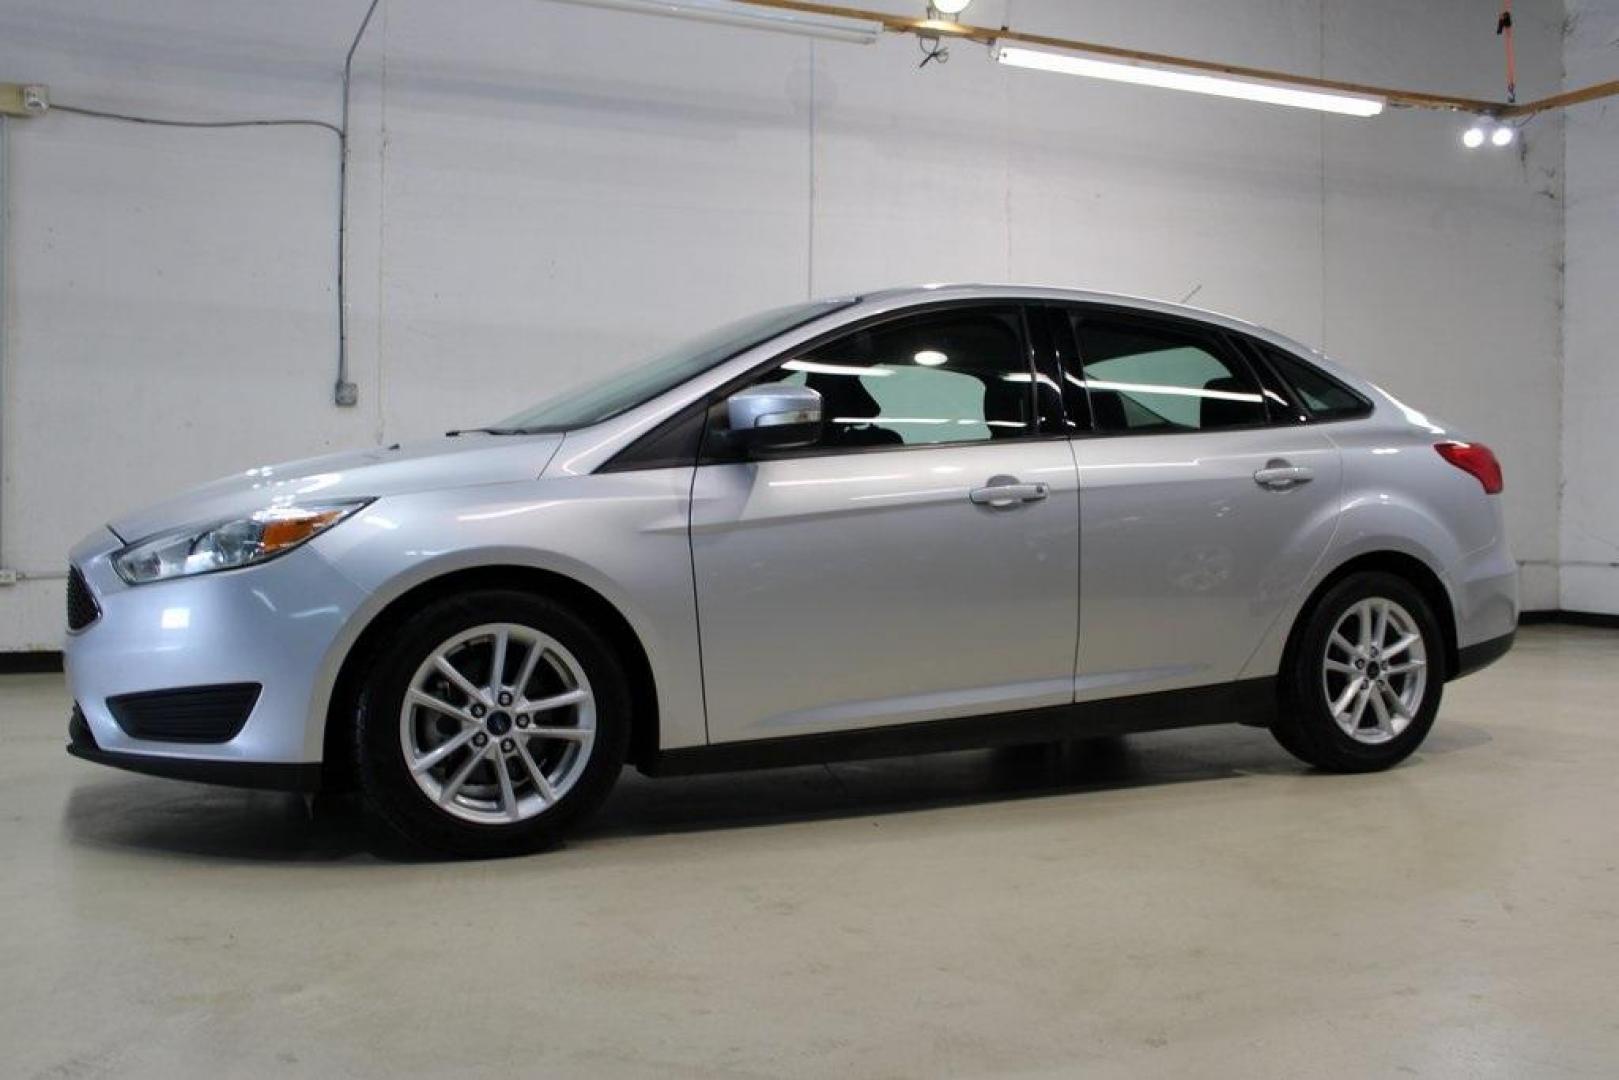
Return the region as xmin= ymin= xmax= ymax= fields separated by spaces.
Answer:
xmin=107 ymin=433 xmax=565 ymax=542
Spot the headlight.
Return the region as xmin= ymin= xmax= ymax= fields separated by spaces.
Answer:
xmin=113 ymin=500 xmax=372 ymax=585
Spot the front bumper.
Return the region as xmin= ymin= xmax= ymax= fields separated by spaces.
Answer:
xmin=67 ymin=707 xmax=321 ymax=790
xmin=63 ymin=526 xmax=369 ymax=776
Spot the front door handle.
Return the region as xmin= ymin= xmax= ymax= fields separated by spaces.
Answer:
xmin=970 ymin=476 xmax=1050 ymax=508
xmin=1254 ymin=460 xmax=1314 ymax=491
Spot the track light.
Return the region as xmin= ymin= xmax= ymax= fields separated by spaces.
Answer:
xmin=992 ymin=45 xmax=1385 ymax=117
xmin=551 ymin=0 xmax=882 ymax=44
xmin=1462 ymin=121 xmax=1517 ymax=149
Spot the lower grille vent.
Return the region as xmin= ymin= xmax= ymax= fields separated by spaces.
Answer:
xmin=107 ymin=683 xmax=262 ymax=744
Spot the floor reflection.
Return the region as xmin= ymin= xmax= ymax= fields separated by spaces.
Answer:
xmin=59 ymin=721 xmax=1490 ymax=864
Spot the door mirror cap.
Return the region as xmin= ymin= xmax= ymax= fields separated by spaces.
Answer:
xmin=725 ymin=385 xmax=823 ymax=451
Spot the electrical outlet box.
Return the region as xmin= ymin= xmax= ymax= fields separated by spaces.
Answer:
xmin=0 ymin=83 xmax=49 ymax=117
xmin=334 ymin=381 xmax=359 ymax=407
xmin=0 ymin=569 xmax=19 ymax=587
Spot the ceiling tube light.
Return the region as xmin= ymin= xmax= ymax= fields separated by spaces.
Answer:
xmin=993 ymin=45 xmax=1385 ymax=117
xmin=550 ymin=0 xmax=883 ymax=44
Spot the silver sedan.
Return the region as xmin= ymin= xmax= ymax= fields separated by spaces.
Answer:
xmin=64 ymin=286 xmax=1517 ymax=856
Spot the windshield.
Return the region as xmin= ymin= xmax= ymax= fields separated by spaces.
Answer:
xmin=498 ymin=299 xmax=855 ymax=432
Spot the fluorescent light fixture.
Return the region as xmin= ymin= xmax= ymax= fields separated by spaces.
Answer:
xmin=993 ymin=45 xmax=1385 ymax=117
xmin=551 ymin=0 xmax=882 ymax=44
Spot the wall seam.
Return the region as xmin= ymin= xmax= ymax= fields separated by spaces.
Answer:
xmin=0 ymin=117 xmax=8 ymax=572
xmin=374 ymin=0 xmax=392 ymax=445
xmin=1318 ymin=0 xmax=1328 ymax=352
xmin=1554 ymin=3 xmax=1569 ymax=606
xmin=806 ymin=39 xmax=817 ymax=299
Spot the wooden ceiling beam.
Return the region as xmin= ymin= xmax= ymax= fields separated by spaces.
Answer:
xmin=734 ymin=0 xmax=1619 ymax=118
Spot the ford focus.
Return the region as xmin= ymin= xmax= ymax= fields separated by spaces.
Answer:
xmin=64 ymin=286 xmax=1517 ymax=856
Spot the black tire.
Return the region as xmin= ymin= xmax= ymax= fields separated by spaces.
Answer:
xmin=1272 ymin=571 xmax=1446 ymax=772
xmin=354 ymin=589 xmax=630 ymax=858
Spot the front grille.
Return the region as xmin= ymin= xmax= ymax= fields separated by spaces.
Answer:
xmin=66 ymin=567 xmax=101 ymax=631
xmin=107 ymin=683 xmax=262 ymax=744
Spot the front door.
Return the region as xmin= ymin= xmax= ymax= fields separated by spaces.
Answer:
xmin=690 ymin=304 xmax=1081 ymax=744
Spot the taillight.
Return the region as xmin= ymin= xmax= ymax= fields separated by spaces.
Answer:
xmin=1436 ymin=441 xmax=1503 ymax=494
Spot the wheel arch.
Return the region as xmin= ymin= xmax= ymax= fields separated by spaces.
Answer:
xmin=319 ymin=565 xmax=660 ymax=789
xmin=1279 ymin=550 xmax=1459 ymax=685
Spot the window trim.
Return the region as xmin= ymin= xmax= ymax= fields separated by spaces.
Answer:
xmin=1051 ymin=303 xmax=1279 ymax=439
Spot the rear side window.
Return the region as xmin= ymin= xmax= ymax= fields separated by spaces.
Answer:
xmin=1072 ymin=318 xmax=1267 ymax=433
xmin=1261 ymin=346 xmax=1371 ymax=421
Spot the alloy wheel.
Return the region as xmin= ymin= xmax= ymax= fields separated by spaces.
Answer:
xmin=1320 ymin=597 xmax=1429 ymax=745
xmin=399 ymin=622 xmax=596 ymax=824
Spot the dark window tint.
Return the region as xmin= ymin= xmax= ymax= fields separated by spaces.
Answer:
xmin=1245 ymin=344 xmax=1310 ymax=424
xmin=1263 ymin=347 xmax=1371 ymax=420
xmin=1073 ymin=319 xmax=1266 ymax=433
xmin=759 ymin=307 xmax=1035 ymax=449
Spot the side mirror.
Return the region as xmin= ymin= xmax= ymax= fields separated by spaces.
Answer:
xmin=725 ymin=385 xmax=823 ymax=452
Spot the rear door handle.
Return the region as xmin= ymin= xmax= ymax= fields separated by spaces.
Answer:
xmin=970 ymin=477 xmax=1049 ymax=508
xmin=1254 ymin=460 xmax=1314 ymax=490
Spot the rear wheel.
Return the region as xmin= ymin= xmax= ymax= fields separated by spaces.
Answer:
xmin=355 ymin=590 xmax=629 ymax=857
xmin=1272 ymin=571 xmax=1445 ymax=772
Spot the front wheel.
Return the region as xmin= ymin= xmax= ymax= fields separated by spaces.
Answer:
xmin=355 ymin=590 xmax=630 ymax=857
xmin=1272 ymin=572 xmax=1446 ymax=772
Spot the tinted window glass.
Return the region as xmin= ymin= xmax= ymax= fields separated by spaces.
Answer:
xmin=757 ymin=307 xmax=1034 ymax=448
xmin=1242 ymin=342 xmax=1310 ymax=424
xmin=1263 ymin=346 xmax=1371 ymax=420
xmin=1073 ymin=319 xmax=1266 ymax=432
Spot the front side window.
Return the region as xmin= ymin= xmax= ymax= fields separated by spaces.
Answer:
xmin=750 ymin=306 xmax=1036 ymax=450
xmin=1071 ymin=318 xmax=1267 ymax=433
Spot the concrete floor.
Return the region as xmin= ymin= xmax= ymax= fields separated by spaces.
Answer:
xmin=2 ymin=626 xmax=1616 ymax=1078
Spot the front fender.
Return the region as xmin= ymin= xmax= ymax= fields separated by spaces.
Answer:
xmin=305 ymin=469 xmax=704 ymax=759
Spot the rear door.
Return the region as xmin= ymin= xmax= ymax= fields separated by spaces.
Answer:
xmin=1049 ymin=305 xmax=1342 ymax=699
xmin=690 ymin=303 xmax=1081 ymax=744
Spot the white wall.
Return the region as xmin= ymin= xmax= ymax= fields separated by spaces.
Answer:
xmin=0 ymin=0 xmax=1568 ymax=649
xmin=1561 ymin=2 xmax=1619 ymax=616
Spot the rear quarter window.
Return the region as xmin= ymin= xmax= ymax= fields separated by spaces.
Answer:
xmin=1259 ymin=345 xmax=1372 ymax=421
